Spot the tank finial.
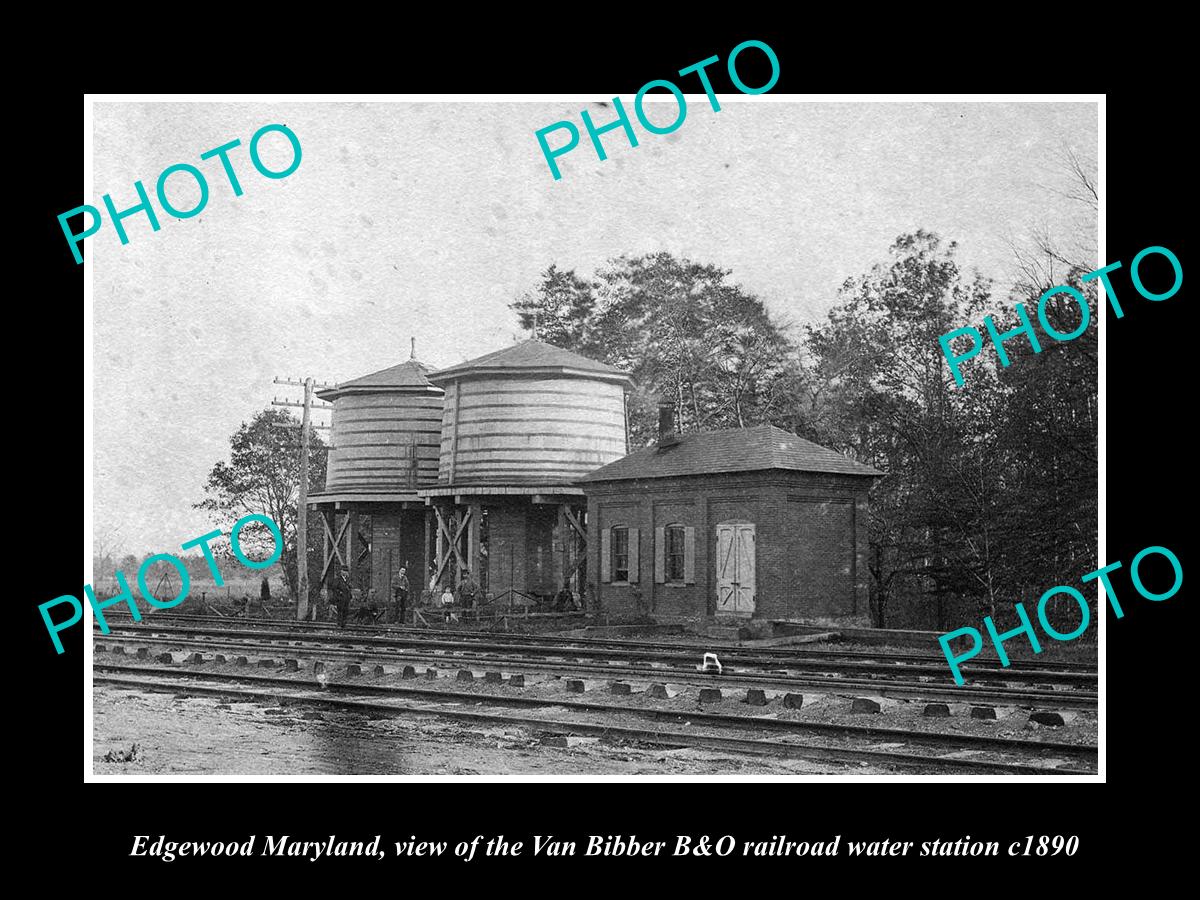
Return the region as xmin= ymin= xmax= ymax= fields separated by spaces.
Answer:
xmin=410 ymin=336 xmax=417 ymax=360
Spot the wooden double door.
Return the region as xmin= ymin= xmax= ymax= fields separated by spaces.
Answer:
xmin=715 ymin=522 xmax=756 ymax=616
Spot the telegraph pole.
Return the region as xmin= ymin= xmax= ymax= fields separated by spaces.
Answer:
xmin=272 ymin=376 xmax=334 ymax=620
xmin=296 ymin=377 xmax=313 ymax=620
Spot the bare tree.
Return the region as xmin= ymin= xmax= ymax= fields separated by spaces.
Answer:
xmin=93 ymin=524 xmax=124 ymax=571
xmin=1009 ymin=141 xmax=1099 ymax=297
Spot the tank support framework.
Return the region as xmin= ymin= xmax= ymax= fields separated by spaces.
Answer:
xmin=426 ymin=495 xmax=588 ymax=604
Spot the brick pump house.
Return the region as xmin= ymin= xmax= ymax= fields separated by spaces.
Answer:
xmin=579 ymin=407 xmax=883 ymax=621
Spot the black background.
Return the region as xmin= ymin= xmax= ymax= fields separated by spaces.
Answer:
xmin=21 ymin=24 xmax=1189 ymax=886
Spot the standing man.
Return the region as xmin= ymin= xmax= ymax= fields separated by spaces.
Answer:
xmin=393 ymin=565 xmax=410 ymax=625
xmin=332 ymin=565 xmax=353 ymax=629
xmin=554 ymin=582 xmax=573 ymax=612
xmin=459 ymin=569 xmax=479 ymax=622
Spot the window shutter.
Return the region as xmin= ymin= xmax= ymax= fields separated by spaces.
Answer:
xmin=683 ymin=526 xmax=696 ymax=584
xmin=600 ymin=528 xmax=611 ymax=583
xmin=628 ymin=528 xmax=640 ymax=582
xmin=654 ymin=526 xmax=665 ymax=583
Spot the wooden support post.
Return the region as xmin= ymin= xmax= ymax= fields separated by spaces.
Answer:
xmin=468 ymin=501 xmax=482 ymax=582
xmin=320 ymin=509 xmax=332 ymax=620
xmin=386 ymin=548 xmax=394 ymax=616
xmin=557 ymin=504 xmax=569 ymax=590
xmin=435 ymin=505 xmax=447 ymax=587
xmin=562 ymin=504 xmax=587 ymax=593
xmin=424 ymin=509 xmax=432 ymax=595
xmin=346 ymin=511 xmax=359 ymax=593
xmin=321 ymin=511 xmax=336 ymax=624
xmin=563 ymin=505 xmax=586 ymax=540
xmin=454 ymin=509 xmax=469 ymax=587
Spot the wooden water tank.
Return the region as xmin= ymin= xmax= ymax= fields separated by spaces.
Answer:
xmin=430 ymin=340 xmax=632 ymax=486
xmin=318 ymin=356 xmax=445 ymax=495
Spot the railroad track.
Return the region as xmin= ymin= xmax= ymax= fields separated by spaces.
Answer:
xmin=98 ymin=611 xmax=1096 ymax=673
xmin=93 ymin=629 xmax=1098 ymax=710
xmin=94 ymin=666 xmax=1096 ymax=775
xmin=93 ymin=619 xmax=1096 ymax=688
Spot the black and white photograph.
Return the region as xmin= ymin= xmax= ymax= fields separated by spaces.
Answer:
xmin=83 ymin=96 xmax=1101 ymax=778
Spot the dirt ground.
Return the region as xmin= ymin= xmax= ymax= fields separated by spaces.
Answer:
xmin=830 ymin=639 xmax=1098 ymax=666
xmin=92 ymin=683 xmax=901 ymax=776
xmin=93 ymin=656 xmax=1095 ymax=776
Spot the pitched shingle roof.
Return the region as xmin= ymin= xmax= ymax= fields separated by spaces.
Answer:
xmin=579 ymin=425 xmax=884 ymax=482
xmin=316 ymin=359 xmax=442 ymax=400
xmin=429 ymin=340 xmax=631 ymax=384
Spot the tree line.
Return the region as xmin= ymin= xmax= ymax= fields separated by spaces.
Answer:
xmin=165 ymin=229 xmax=1095 ymax=634
xmin=511 ymin=235 xmax=1097 ymax=632
xmin=93 ymin=408 xmax=328 ymax=606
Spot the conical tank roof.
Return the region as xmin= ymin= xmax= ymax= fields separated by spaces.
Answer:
xmin=317 ymin=358 xmax=442 ymax=401
xmin=312 ymin=343 xmax=444 ymax=500
xmin=429 ymin=339 xmax=631 ymax=386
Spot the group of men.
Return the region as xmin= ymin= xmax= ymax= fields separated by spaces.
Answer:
xmin=327 ymin=564 xmax=408 ymax=628
xmin=327 ymin=563 xmax=481 ymax=628
xmin=327 ymin=563 xmax=584 ymax=628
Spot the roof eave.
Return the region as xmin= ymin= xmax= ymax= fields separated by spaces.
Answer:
xmin=428 ymin=365 xmax=632 ymax=386
xmin=581 ymin=465 xmax=884 ymax=483
xmin=316 ymin=383 xmax=444 ymax=401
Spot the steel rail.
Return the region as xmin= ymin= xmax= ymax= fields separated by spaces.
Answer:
xmin=97 ymin=611 xmax=1095 ymax=672
xmin=95 ymin=663 xmax=1098 ymax=759
xmin=93 ymin=621 xmax=1095 ymax=686
xmin=93 ymin=633 xmax=1098 ymax=709
xmin=93 ymin=671 xmax=1093 ymax=775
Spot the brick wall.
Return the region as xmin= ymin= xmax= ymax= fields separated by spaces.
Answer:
xmin=586 ymin=470 xmax=874 ymax=621
xmin=784 ymin=497 xmax=854 ymax=617
xmin=649 ymin=498 xmax=699 ymax=617
xmin=590 ymin=499 xmax=644 ymax=615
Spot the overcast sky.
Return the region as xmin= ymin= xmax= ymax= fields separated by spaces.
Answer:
xmin=91 ymin=99 xmax=1097 ymax=556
